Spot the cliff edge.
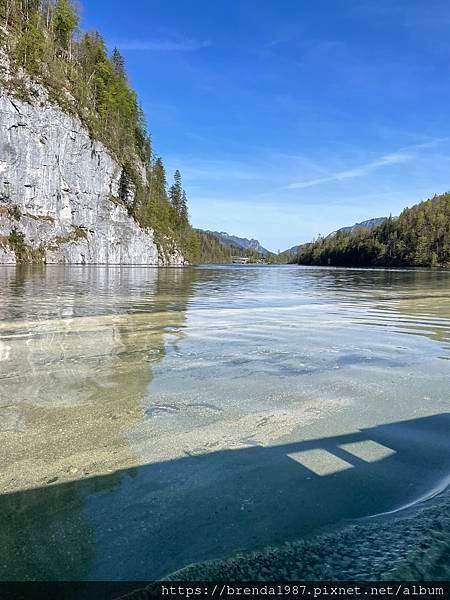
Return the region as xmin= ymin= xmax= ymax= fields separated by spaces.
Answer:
xmin=0 ymin=83 xmax=184 ymax=265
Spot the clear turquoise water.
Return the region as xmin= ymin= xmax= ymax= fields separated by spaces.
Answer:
xmin=0 ymin=264 xmax=449 ymax=580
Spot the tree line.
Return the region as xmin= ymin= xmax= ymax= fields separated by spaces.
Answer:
xmin=191 ymin=230 xmax=271 ymax=264
xmin=293 ymin=193 xmax=450 ymax=268
xmin=0 ymin=0 xmax=211 ymax=261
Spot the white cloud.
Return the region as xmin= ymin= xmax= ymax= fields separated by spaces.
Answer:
xmin=285 ymin=139 xmax=447 ymax=190
xmin=117 ymin=38 xmax=211 ymax=52
xmin=286 ymin=152 xmax=411 ymax=190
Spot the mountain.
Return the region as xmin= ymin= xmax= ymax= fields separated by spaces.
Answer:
xmin=328 ymin=217 xmax=387 ymax=237
xmin=191 ymin=230 xmax=263 ymax=263
xmin=280 ymin=218 xmax=387 ymax=258
xmin=293 ymin=194 xmax=449 ymax=268
xmin=203 ymin=231 xmax=272 ymax=256
xmin=283 ymin=244 xmax=301 ymax=255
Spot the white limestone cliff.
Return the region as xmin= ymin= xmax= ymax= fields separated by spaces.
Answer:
xmin=0 ymin=75 xmax=184 ymax=265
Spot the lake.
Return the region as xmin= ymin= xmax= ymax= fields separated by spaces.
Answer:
xmin=0 ymin=264 xmax=449 ymax=580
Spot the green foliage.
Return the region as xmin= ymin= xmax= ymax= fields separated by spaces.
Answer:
xmin=294 ymin=194 xmax=450 ymax=268
xmin=8 ymin=228 xmax=26 ymax=257
xmin=53 ymin=0 xmax=78 ymax=50
xmin=190 ymin=230 xmax=270 ymax=264
xmin=144 ymin=157 xmax=172 ymax=228
xmin=169 ymin=169 xmax=189 ymax=229
xmin=48 ymin=225 xmax=88 ymax=251
xmin=111 ymin=47 xmax=125 ymax=79
xmin=267 ymin=251 xmax=290 ymax=264
xmin=7 ymin=204 xmax=21 ymax=220
xmin=193 ymin=230 xmax=234 ymax=263
xmin=8 ymin=228 xmax=44 ymax=262
xmin=15 ymin=10 xmax=47 ymax=72
xmin=118 ymin=163 xmax=136 ymax=208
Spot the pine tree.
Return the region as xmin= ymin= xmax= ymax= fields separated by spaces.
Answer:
xmin=143 ymin=157 xmax=171 ymax=230
xmin=152 ymin=158 xmax=168 ymax=206
xmin=169 ymin=169 xmax=183 ymax=217
xmin=180 ymin=190 xmax=189 ymax=226
xmin=111 ymin=47 xmax=125 ymax=79
xmin=168 ymin=170 xmax=190 ymax=229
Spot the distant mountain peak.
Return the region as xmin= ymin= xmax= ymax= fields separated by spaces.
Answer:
xmin=203 ymin=230 xmax=271 ymax=256
xmin=328 ymin=217 xmax=387 ymax=238
xmin=282 ymin=217 xmax=388 ymax=255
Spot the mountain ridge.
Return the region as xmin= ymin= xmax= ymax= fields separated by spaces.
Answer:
xmin=283 ymin=217 xmax=389 ymax=256
xmin=202 ymin=230 xmax=272 ymax=256
xmin=292 ymin=194 xmax=449 ymax=267
xmin=328 ymin=217 xmax=388 ymax=237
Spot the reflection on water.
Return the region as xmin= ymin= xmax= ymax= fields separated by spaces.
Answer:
xmin=0 ymin=265 xmax=449 ymax=580
xmin=0 ymin=266 xmax=198 ymax=487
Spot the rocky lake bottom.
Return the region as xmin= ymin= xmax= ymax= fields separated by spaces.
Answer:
xmin=0 ymin=264 xmax=449 ymax=580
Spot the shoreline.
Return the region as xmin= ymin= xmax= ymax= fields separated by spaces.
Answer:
xmin=1 ymin=262 xmax=449 ymax=270
xmin=169 ymin=486 xmax=450 ymax=581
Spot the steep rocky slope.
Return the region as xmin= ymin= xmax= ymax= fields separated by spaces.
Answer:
xmin=0 ymin=56 xmax=184 ymax=265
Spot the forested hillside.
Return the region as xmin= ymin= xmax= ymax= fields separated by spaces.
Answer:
xmin=203 ymin=231 xmax=271 ymax=256
xmin=330 ymin=217 xmax=387 ymax=236
xmin=193 ymin=230 xmax=269 ymax=263
xmin=0 ymin=0 xmax=202 ymax=260
xmin=294 ymin=194 xmax=450 ymax=267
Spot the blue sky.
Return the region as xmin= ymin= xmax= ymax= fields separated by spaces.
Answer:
xmin=81 ymin=0 xmax=450 ymax=251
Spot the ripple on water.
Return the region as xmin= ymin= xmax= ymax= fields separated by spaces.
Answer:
xmin=0 ymin=265 xmax=449 ymax=580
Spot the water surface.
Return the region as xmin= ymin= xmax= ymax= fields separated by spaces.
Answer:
xmin=0 ymin=265 xmax=449 ymax=580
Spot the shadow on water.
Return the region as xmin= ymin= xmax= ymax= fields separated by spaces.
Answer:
xmin=0 ymin=413 xmax=449 ymax=581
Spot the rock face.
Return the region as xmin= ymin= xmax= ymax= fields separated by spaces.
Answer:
xmin=0 ymin=84 xmax=184 ymax=265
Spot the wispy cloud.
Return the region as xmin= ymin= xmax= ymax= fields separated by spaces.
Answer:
xmin=285 ymin=139 xmax=447 ymax=190
xmin=116 ymin=37 xmax=211 ymax=52
xmin=286 ymin=152 xmax=411 ymax=189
